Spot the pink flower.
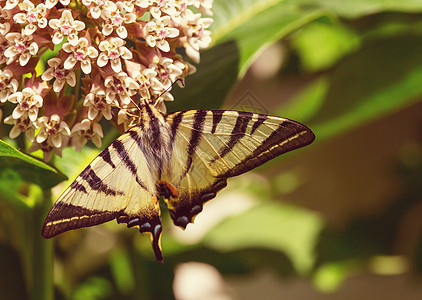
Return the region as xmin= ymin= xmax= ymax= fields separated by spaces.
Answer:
xmin=131 ymin=67 xmax=164 ymax=99
xmin=191 ymin=0 xmax=213 ymax=15
xmin=1 ymin=0 xmax=214 ymax=161
xmin=83 ymin=85 xmax=114 ymax=120
xmin=183 ymin=14 xmax=212 ymax=63
xmin=144 ymin=16 xmax=179 ymax=52
xmin=4 ymin=30 xmax=39 ymax=66
xmin=13 ymin=0 xmax=48 ymax=36
xmin=4 ymin=114 xmax=36 ymax=141
xmin=82 ymin=0 xmax=117 ymax=19
xmin=28 ymin=137 xmax=70 ymax=161
xmin=63 ymin=37 xmax=98 ymax=74
xmin=101 ymin=1 xmax=136 ymax=39
xmin=149 ymin=0 xmax=177 ymax=19
xmin=104 ymin=71 xmax=139 ymax=105
xmin=71 ymin=119 xmax=103 ymax=151
xmin=42 ymin=58 xmax=76 ymax=92
xmin=36 ymin=114 xmax=71 ymax=148
xmin=49 ymin=10 xmax=85 ymax=46
xmin=149 ymin=56 xmax=183 ymax=89
xmin=97 ymin=37 xmax=132 ymax=73
xmin=8 ymin=87 xmax=43 ymax=122
xmin=0 ymin=68 xmax=19 ymax=103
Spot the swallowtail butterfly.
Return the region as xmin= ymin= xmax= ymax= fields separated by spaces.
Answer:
xmin=42 ymin=101 xmax=315 ymax=261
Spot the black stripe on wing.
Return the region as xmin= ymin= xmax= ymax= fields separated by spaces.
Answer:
xmin=183 ymin=110 xmax=207 ymax=176
xmin=211 ymin=110 xmax=223 ymax=134
xmin=112 ymin=139 xmax=149 ymax=191
xmin=99 ymin=147 xmax=116 ymax=169
xmin=168 ymin=111 xmax=184 ymax=148
xmin=211 ymin=111 xmax=253 ymax=162
xmin=78 ymin=165 xmax=124 ymax=196
xmin=250 ymin=114 xmax=268 ymax=134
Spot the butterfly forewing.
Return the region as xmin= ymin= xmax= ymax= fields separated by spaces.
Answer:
xmin=162 ymin=110 xmax=315 ymax=228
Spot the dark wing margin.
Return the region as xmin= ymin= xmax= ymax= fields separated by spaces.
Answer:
xmin=42 ymin=203 xmax=122 ymax=238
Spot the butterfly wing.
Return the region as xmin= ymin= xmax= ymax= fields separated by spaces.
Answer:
xmin=42 ymin=127 xmax=164 ymax=261
xmin=162 ymin=110 xmax=315 ymax=228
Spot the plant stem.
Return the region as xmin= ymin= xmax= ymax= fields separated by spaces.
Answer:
xmin=32 ymin=189 xmax=53 ymax=300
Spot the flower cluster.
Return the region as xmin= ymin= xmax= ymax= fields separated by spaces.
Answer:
xmin=0 ymin=0 xmax=213 ymax=161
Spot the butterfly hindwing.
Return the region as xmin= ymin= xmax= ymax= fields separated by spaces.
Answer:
xmin=162 ymin=110 xmax=315 ymax=228
xmin=42 ymin=128 xmax=164 ymax=261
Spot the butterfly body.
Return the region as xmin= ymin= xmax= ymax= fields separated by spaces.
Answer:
xmin=42 ymin=103 xmax=315 ymax=261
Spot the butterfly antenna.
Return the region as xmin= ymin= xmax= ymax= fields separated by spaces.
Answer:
xmin=153 ymin=78 xmax=184 ymax=107
xmin=129 ymin=96 xmax=141 ymax=111
xmin=110 ymin=98 xmax=139 ymax=128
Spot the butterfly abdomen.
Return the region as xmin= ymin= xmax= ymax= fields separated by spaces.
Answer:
xmin=128 ymin=105 xmax=172 ymax=181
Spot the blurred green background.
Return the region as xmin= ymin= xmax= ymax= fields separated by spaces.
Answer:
xmin=2 ymin=0 xmax=422 ymax=299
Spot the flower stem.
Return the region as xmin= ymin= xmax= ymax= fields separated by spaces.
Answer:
xmin=31 ymin=189 xmax=53 ymax=300
xmin=74 ymin=68 xmax=81 ymax=104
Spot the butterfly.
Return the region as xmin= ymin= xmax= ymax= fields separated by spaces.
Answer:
xmin=42 ymin=102 xmax=315 ymax=261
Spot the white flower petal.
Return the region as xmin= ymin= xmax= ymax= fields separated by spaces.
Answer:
xmin=102 ymin=24 xmax=113 ymax=36
xmin=81 ymin=60 xmax=92 ymax=74
xmin=9 ymin=125 xmax=22 ymax=138
xmin=36 ymin=131 xmax=48 ymax=143
xmin=97 ymin=53 xmax=109 ymax=67
xmin=28 ymin=109 xmax=38 ymax=121
xmin=67 ymin=72 xmax=76 ymax=86
xmin=53 ymin=79 xmax=65 ymax=92
xmin=111 ymin=60 xmax=121 ymax=73
xmin=51 ymin=134 xmax=62 ymax=148
xmin=88 ymin=107 xmax=98 ymax=120
xmin=64 ymin=56 xmax=77 ymax=69
xmin=12 ymin=107 xmax=23 ymax=119
xmin=42 ymin=69 xmax=54 ymax=81
xmin=116 ymin=26 xmax=127 ymax=39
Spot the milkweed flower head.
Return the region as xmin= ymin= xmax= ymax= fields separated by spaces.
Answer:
xmin=0 ymin=0 xmax=213 ymax=161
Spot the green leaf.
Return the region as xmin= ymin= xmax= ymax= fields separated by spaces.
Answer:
xmin=0 ymin=139 xmax=66 ymax=189
xmin=203 ymin=202 xmax=323 ymax=274
xmin=213 ymin=1 xmax=331 ymax=75
xmin=110 ymin=248 xmax=135 ymax=294
xmin=167 ymin=41 xmax=240 ymax=111
xmin=294 ymin=0 xmax=422 ymax=18
xmin=291 ymin=22 xmax=361 ymax=72
xmin=306 ymin=35 xmax=422 ymax=140
xmin=73 ymin=277 xmax=112 ymax=300
xmin=313 ymin=261 xmax=350 ymax=292
xmin=275 ymin=77 xmax=329 ymax=122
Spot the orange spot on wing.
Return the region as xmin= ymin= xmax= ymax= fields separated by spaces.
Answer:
xmin=152 ymin=194 xmax=158 ymax=204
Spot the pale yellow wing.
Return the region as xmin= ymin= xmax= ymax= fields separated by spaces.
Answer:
xmin=42 ymin=127 xmax=164 ymax=261
xmin=161 ymin=110 xmax=315 ymax=228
